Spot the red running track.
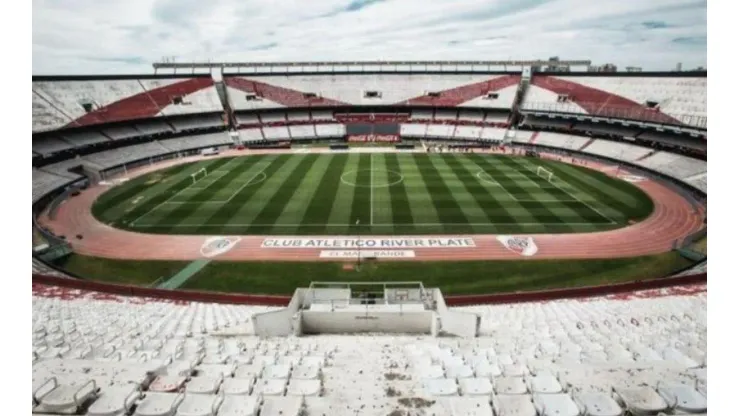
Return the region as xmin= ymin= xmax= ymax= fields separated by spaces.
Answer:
xmin=38 ymin=149 xmax=706 ymax=262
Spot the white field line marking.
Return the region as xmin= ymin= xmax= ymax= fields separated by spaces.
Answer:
xmin=223 ymin=168 xmax=271 ymax=203
xmin=515 ymin=158 xmax=618 ymax=224
xmin=132 ymin=221 xmax=603 ymax=227
xmin=475 ymin=171 xmax=518 ymax=200
xmin=129 ymin=168 xmax=221 ymax=226
xmin=130 ymin=159 xmax=267 ymax=225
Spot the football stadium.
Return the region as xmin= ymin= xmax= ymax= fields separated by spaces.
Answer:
xmin=32 ymin=58 xmax=707 ymax=414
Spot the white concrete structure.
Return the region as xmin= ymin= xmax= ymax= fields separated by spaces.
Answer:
xmin=634 ymin=151 xmax=707 ymax=180
xmin=533 ymin=132 xmax=591 ymax=150
xmin=32 ymin=282 xmax=706 ymax=416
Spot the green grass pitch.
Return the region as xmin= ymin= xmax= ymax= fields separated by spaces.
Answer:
xmin=92 ymin=153 xmax=654 ymax=235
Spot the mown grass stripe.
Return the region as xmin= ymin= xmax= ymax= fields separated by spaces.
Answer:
xmin=93 ymin=162 xmax=196 ymax=218
xmin=413 ymin=154 xmax=473 ymax=233
xmin=152 ymin=157 xmax=265 ymax=232
xmin=441 ymin=154 xmax=519 ymax=225
xmin=469 ymin=154 xmax=569 ymax=226
xmin=116 ymin=158 xmax=234 ymax=227
xmin=349 ymin=154 xmax=372 ymax=231
xmin=245 ymin=154 xmax=321 ymax=234
xmin=385 ymin=153 xmax=415 ymax=234
xmin=296 ymin=154 xmax=351 ymax=234
xmin=537 ymin=159 xmax=652 ymax=221
xmin=194 ymin=155 xmax=293 ymax=232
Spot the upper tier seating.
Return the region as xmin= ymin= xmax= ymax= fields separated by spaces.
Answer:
xmin=32 ymin=282 xmax=706 ymax=416
xmin=32 ymin=77 xmax=224 ymax=132
xmin=523 ymin=76 xmax=706 ymax=128
xmin=225 ymin=74 xmax=521 ymax=110
xmin=59 ymin=131 xmax=110 ymax=146
xmin=169 ymin=114 xmax=224 ymax=132
xmin=32 ymin=137 xmax=74 ymax=156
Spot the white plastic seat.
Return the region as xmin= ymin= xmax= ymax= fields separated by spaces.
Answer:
xmin=234 ymin=364 xmax=263 ymax=379
xmin=220 ymin=378 xmax=253 ymax=395
xmin=502 ymin=363 xmax=528 ymax=377
xmin=657 ymin=382 xmax=707 ymax=413
xmin=534 ymin=393 xmax=580 ymax=416
xmin=613 ymin=386 xmax=668 ymax=414
xmin=424 ymin=378 xmax=459 ymax=396
xmin=87 ymin=384 xmax=142 ymax=416
xmin=263 ymin=364 xmax=291 ymax=379
xmin=33 ymin=377 xmax=98 ymax=414
xmin=300 ymin=356 xmax=325 ymax=368
xmin=492 ymin=394 xmax=537 ymax=416
xmin=418 ymin=364 xmax=445 ymax=380
xmin=494 ymin=376 xmax=528 ymax=395
xmin=185 ymin=376 xmax=223 ymax=395
xmin=573 ymin=391 xmax=623 ymax=416
xmin=291 ymin=364 xmax=320 ymax=380
xmin=216 ymin=395 xmax=260 ymax=416
xmin=196 ymin=364 xmax=235 ymax=378
xmin=430 ymin=397 xmax=492 ymax=416
xmin=287 ymin=379 xmax=322 ymax=396
xmin=528 ymin=372 xmax=562 ymax=394
xmin=446 ymin=364 xmax=474 ymax=379
xmin=459 ymin=378 xmax=493 ymax=396
xmin=253 ymin=378 xmax=287 ymax=396
xmin=260 ymin=396 xmax=303 ymax=416
xmin=175 ymin=393 xmax=223 ymax=416
xmin=149 ymin=376 xmax=188 ymax=393
xmin=134 ymin=392 xmax=184 ymax=416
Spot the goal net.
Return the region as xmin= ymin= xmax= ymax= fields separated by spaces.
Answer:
xmin=536 ymin=166 xmax=554 ymax=182
xmin=190 ymin=168 xmax=208 ymax=184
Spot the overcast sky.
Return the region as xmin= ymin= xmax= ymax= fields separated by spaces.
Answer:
xmin=32 ymin=0 xmax=707 ymax=75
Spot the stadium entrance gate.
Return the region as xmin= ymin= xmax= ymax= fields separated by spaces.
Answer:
xmin=251 ymin=282 xmax=480 ymax=337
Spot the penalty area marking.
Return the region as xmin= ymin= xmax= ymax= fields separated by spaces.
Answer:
xmin=474 ymin=170 xmax=519 ymax=201
xmin=162 ymin=171 xmax=268 ymax=205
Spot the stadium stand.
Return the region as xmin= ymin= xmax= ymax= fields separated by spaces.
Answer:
xmin=100 ymin=125 xmax=141 ymax=141
xmin=32 ymin=137 xmax=74 ymax=156
xmin=400 ymin=123 xmax=428 ymax=138
xmin=238 ymin=128 xmax=265 ymax=143
xmin=259 ymin=113 xmax=288 ymax=124
xmin=224 ymin=74 xmax=521 ymax=109
xmin=262 ymin=126 xmax=291 ymax=140
xmin=580 ymin=139 xmax=654 ymax=161
xmin=134 ymin=119 xmax=174 ymax=136
xmin=32 ymin=76 xmax=224 ymax=132
xmin=159 ymin=133 xmax=233 ymax=152
xmin=286 ymin=111 xmax=312 ymax=122
xmin=310 ymin=110 xmax=335 ymax=121
xmin=288 ymin=125 xmax=318 ymax=140
xmin=633 ymin=151 xmax=707 ymax=180
xmin=32 ymin=169 xmax=77 ymax=202
xmin=59 ymin=130 xmax=111 ymax=147
xmin=82 ymin=142 xmax=171 ymax=169
xmin=315 ymin=124 xmax=346 ymax=138
xmin=42 ymin=158 xmax=91 ymax=179
xmin=169 ymin=114 xmax=224 ymax=132
xmin=453 ymin=126 xmax=484 ymax=140
xmin=235 ymin=113 xmax=261 ymax=126
xmin=31 ymin=282 xmax=706 ymax=416
xmin=684 ymin=173 xmax=707 ymax=193
xmin=532 ymin=132 xmax=591 ymax=150
xmin=523 ymin=75 xmax=707 ymax=127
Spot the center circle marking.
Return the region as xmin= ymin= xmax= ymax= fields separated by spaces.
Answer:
xmin=340 ymin=169 xmax=405 ymax=188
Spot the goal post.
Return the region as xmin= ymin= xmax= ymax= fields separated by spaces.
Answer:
xmin=190 ymin=167 xmax=208 ymax=184
xmin=536 ymin=166 xmax=554 ymax=182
